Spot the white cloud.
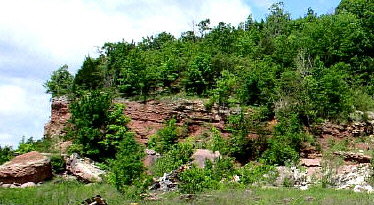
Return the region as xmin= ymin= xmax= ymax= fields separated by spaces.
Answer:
xmin=0 ymin=76 xmax=50 ymax=147
xmin=0 ymin=133 xmax=14 ymax=147
xmin=0 ymin=85 xmax=28 ymax=115
xmin=0 ymin=0 xmax=252 ymax=71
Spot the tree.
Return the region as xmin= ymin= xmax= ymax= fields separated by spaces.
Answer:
xmin=73 ymin=57 xmax=104 ymax=91
xmin=68 ymin=91 xmax=129 ymax=161
xmin=44 ymin=65 xmax=73 ymax=97
xmin=110 ymin=130 xmax=145 ymax=193
xmin=197 ymin=19 xmax=211 ymax=37
xmin=265 ymin=2 xmax=291 ymax=37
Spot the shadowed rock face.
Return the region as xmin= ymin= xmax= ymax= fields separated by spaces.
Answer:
xmin=44 ymin=97 xmax=235 ymax=144
xmin=0 ymin=151 xmax=52 ymax=184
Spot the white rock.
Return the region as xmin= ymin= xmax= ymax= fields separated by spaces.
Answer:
xmin=300 ymin=185 xmax=308 ymax=190
xmin=20 ymin=182 xmax=36 ymax=188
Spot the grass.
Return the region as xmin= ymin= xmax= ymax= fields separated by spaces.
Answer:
xmin=0 ymin=180 xmax=128 ymax=205
xmin=1 ymin=180 xmax=374 ymax=205
xmin=146 ymin=187 xmax=374 ymax=205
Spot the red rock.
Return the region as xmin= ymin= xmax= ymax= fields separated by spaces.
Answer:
xmin=191 ymin=149 xmax=221 ymax=168
xmin=333 ymin=151 xmax=372 ymax=163
xmin=45 ymin=98 xmax=235 ymax=144
xmin=44 ymin=96 xmax=71 ymax=138
xmin=0 ymin=151 xmax=52 ymax=184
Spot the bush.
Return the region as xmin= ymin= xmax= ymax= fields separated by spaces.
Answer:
xmin=50 ymin=155 xmax=66 ymax=174
xmin=0 ymin=146 xmax=14 ymax=165
xmin=260 ymin=138 xmax=299 ymax=165
xmin=148 ymin=119 xmax=179 ymax=154
xmin=179 ymin=157 xmax=237 ymax=194
xmin=151 ymin=142 xmax=193 ymax=177
xmin=109 ymin=131 xmax=146 ymax=193
xmin=238 ymin=162 xmax=277 ymax=185
xmin=206 ymin=128 xmax=229 ymax=155
xmin=17 ymin=137 xmax=37 ymax=154
xmin=44 ymin=65 xmax=74 ymax=97
xmin=178 ymin=166 xmax=219 ymax=194
xmin=68 ymin=91 xmax=130 ymax=161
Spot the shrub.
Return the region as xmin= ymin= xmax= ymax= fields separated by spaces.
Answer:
xmin=206 ymin=128 xmax=229 ymax=155
xmin=205 ymin=157 xmax=237 ymax=181
xmin=50 ymin=155 xmax=66 ymax=174
xmin=44 ymin=65 xmax=74 ymax=97
xmin=151 ymin=142 xmax=193 ymax=177
xmin=109 ymin=130 xmax=146 ymax=193
xmin=178 ymin=166 xmax=219 ymax=194
xmin=238 ymin=162 xmax=277 ymax=185
xmin=17 ymin=137 xmax=37 ymax=154
xmin=68 ymin=91 xmax=130 ymax=161
xmin=0 ymin=146 xmax=14 ymax=165
xmin=179 ymin=157 xmax=237 ymax=194
xmin=260 ymin=138 xmax=299 ymax=166
xmin=148 ymin=119 xmax=179 ymax=154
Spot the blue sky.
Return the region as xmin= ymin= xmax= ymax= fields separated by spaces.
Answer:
xmin=0 ymin=0 xmax=341 ymax=148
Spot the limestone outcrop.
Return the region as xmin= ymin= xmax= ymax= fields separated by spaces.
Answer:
xmin=0 ymin=151 xmax=52 ymax=184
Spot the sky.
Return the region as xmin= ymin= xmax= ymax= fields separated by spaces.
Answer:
xmin=0 ymin=0 xmax=341 ymax=148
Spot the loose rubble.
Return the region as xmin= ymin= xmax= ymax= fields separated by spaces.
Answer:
xmin=150 ymin=165 xmax=189 ymax=192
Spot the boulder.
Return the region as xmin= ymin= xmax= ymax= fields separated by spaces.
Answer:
xmin=191 ymin=149 xmax=221 ymax=168
xmin=66 ymin=153 xmax=105 ymax=183
xmin=0 ymin=151 xmax=52 ymax=184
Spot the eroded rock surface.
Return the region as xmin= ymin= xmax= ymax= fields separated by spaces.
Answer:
xmin=44 ymin=96 xmax=71 ymax=138
xmin=44 ymin=97 xmax=236 ymax=144
xmin=0 ymin=151 xmax=52 ymax=184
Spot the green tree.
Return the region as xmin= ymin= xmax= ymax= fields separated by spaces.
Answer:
xmin=44 ymin=65 xmax=73 ymax=97
xmin=68 ymin=91 xmax=128 ymax=161
xmin=73 ymin=57 xmax=104 ymax=91
xmin=110 ymin=129 xmax=145 ymax=193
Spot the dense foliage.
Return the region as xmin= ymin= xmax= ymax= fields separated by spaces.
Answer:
xmin=67 ymin=91 xmax=130 ymax=161
xmin=46 ymin=0 xmax=373 ymax=123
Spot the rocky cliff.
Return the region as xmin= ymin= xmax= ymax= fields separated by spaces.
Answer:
xmin=44 ymin=97 xmax=236 ymax=144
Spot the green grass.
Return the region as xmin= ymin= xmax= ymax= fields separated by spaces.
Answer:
xmin=1 ymin=181 xmax=374 ymax=205
xmin=147 ymin=187 xmax=374 ymax=205
xmin=0 ymin=180 xmax=128 ymax=205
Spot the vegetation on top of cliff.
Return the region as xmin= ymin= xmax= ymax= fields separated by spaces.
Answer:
xmin=45 ymin=0 xmax=374 ymax=123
